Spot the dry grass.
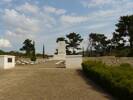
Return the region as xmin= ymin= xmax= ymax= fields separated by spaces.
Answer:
xmin=83 ymin=56 xmax=133 ymax=66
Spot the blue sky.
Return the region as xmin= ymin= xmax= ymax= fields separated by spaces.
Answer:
xmin=0 ymin=0 xmax=133 ymax=54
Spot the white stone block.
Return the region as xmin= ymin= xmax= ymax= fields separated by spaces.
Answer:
xmin=66 ymin=55 xmax=82 ymax=69
xmin=0 ymin=55 xmax=15 ymax=69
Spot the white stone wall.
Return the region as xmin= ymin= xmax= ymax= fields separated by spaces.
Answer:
xmin=53 ymin=55 xmax=66 ymax=60
xmin=0 ymin=57 xmax=4 ymax=67
xmin=0 ymin=55 xmax=15 ymax=69
xmin=66 ymin=55 xmax=82 ymax=69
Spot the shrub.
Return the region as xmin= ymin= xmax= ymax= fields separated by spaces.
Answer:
xmin=119 ymin=63 xmax=131 ymax=68
xmin=82 ymin=60 xmax=133 ymax=100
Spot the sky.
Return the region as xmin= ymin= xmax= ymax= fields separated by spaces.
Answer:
xmin=0 ymin=0 xmax=133 ymax=54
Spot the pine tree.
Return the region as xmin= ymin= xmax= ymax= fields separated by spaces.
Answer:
xmin=66 ymin=32 xmax=83 ymax=55
xmin=20 ymin=39 xmax=33 ymax=57
xmin=31 ymin=41 xmax=36 ymax=61
xmin=43 ymin=44 xmax=45 ymax=58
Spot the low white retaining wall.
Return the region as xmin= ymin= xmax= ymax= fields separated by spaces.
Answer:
xmin=0 ymin=55 xmax=15 ymax=69
xmin=66 ymin=55 xmax=82 ymax=69
xmin=53 ymin=54 xmax=66 ymax=60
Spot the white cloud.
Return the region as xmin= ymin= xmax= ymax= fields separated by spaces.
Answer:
xmin=3 ymin=9 xmax=41 ymax=38
xmin=0 ymin=38 xmax=11 ymax=48
xmin=125 ymin=2 xmax=133 ymax=9
xmin=1 ymin=0 xmax=12 ymax=3
xmin=60 ymin=8 xmax=120 ymax=25
xmin=60 ymin=15 xmax=89 ymax=24
xmin=87 ymin=23 xmax=109 ymax=30
xmin=81 ymin=0 xmax=112 ymax=8
xmin=2 ymin=5 xmax=58 ymax=53
xmin=44 ymin=6 xmax=66 ymax=15
xmin=81 ymin=0 xmax=133 ymax=9
xmin=17 ymin=2 xmax=39 ymax=14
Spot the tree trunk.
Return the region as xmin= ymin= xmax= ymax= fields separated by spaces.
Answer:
xmin=73 ymin=47 xmax=74 ymax=55
xmin=129 ymin=38 xmax=133 ymax=48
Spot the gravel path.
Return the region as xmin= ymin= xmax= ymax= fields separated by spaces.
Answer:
xmin=0 ymin=61 xmax=113 ymax=100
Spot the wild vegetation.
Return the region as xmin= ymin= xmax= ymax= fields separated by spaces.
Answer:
xmin=82 ymin=60 xmax=133 ymax=100
xmin=0 ymin=50 xmax=24 ymax=57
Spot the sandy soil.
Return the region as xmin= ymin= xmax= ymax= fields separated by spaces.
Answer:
xmin=0 ymin=60 xmax=113 ymax=100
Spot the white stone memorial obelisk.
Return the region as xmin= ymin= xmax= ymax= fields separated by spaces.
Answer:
xmin=53 ymin=39 xmax=82 ymax=69
xmin=58 ymin=41 xmax=66 ymax=55
xmin=53 ymin=41 xmax=66 ymax=60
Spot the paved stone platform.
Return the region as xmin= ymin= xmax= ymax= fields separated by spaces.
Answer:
xmin=0 ymin=61 xmax=113 ymax=100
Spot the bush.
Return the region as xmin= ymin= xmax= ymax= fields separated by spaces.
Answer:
xmin=120 ymin=63 xmax=131 ymax=68
xmin=30 ymin=55 xmax=36 ymax=61
xmin=82 ymin=60 xmax=133 ymax=100
xmin=115 ymin=48 xmax=131 ymax=57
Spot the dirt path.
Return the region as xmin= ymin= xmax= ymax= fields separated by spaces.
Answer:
xmin=0 ymin=61 xmax=113 ymax=100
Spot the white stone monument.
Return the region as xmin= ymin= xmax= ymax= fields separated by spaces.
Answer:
xmin=0 ymin=55 xmax=15 ymax=69
xmin=53 ymin=41 xmax=66 ymax=60
xmin=53 ymin=40 xmax=82 ymax=69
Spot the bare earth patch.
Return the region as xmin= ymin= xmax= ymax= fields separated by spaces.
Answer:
xmin=0 ymin=61 xmax=113 ymax=100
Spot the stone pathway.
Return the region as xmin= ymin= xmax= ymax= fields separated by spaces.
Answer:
xmin=0 ymin=61 xmax=113 ymax=100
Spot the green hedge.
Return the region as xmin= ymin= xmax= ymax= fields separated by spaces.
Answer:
xmin=82 ymin=60 xmax=133 ymax=100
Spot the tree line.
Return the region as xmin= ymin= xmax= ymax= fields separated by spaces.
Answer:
xmin=86 ymin=15 xmax=133 ymax=57
xmin=0 ymin=32 xmax=83 ymax=62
